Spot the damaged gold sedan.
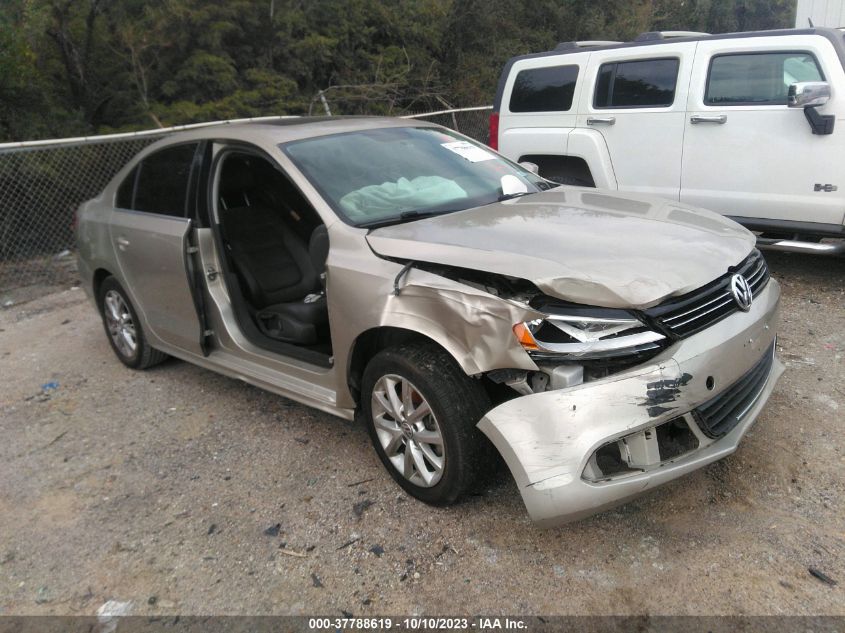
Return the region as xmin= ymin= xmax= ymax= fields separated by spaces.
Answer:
xmin=76 ymin=118 xmax=783 ymax=526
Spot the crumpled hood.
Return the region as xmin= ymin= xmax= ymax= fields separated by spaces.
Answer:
xmin=366 ymin=188 xmax=755 ymax=309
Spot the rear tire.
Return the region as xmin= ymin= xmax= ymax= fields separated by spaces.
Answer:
xmin=361 ymin=342 xmax=492 ymax=505
xmin=98 ymin=277 xmax=168 ymax=370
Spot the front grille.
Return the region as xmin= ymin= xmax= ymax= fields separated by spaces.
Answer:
xmin=693 ymin=341 xmax=775 ymax=438
xmin=646 ymin=249 xmax=770 ymax=339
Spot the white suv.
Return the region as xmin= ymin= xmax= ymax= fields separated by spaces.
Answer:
xmin=491 ymin=28 xmax=845 ymax=253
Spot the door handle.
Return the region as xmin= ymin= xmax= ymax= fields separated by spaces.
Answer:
xmin=586 ymin=116 xmax=616 ymax=126
xmin=690 ymin=115 xmax=727 ymax=125
xmin=116 ymin=237 xmax=130 ymax=250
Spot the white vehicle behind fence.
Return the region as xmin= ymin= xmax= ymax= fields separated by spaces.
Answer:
xmin=490 ymin=27 xmax=845 ymax=255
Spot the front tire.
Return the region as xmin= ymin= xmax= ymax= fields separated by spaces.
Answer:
xmin=361 ymin=342 xmax=492 ymax=505
xmin=98 ymin=277 xmax=168 ymax=369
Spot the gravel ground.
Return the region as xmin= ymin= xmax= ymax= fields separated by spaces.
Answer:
xmin=0 ymin=251 xmax=843 ymax=617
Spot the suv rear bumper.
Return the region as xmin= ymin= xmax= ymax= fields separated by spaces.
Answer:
xmin=477 ymin=279 xmax=783 ymax=527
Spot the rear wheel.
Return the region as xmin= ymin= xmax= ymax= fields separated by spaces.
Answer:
xmin=361 ymin=342 xmax=492 ymax=505
xmin=98 ymin=277 xmax=168 ymax=369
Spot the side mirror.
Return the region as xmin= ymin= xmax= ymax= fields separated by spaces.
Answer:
xmin=500 ymin=174 xmax=529 ymax=197
xmin=788 ymin=81 xmax=831 ymax=108
xmin=789 ymin=81 xmax=835 ymax=135
xmin=519 ymin=161 xmax=539 ymax=174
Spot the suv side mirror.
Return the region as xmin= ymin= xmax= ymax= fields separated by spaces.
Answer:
xmin=789 ymin=82 xmax=835 ymax=135
xmin=519 ymin=161 xmax=539 ymax=174
xmin=788 ymin=81 xmax=831 ymax=108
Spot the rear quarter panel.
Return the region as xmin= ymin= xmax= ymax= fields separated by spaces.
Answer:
xmin=76 ymin=195 xmax=116 ymax=304
xmin=497 ymin=52 xmax=588 ymax=162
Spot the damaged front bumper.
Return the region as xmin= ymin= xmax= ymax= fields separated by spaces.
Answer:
xmin=477 ymin=279 xmax=784 ymax=527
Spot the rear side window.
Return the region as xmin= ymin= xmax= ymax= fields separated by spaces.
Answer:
xmin=594 ymin=58 xmax=680 ymax=108
xmin=115 ymin=167 xmax=137 ymax=209
xmin=705 ymin=52 xmax=824 ymax=105
xmin=129 ymin=143 xmax=199 ymax=217
xmin=509 ymin=65 xmax=579 ymax=112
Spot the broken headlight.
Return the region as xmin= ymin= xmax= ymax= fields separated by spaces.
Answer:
xmin=513 ymin=309 xmax=666 ymax=361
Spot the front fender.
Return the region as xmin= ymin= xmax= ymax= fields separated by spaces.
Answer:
xmin=373 ymin=275 xmax=541 ymax=376
xmin=327 ymin=242 xmax=542 ymax=408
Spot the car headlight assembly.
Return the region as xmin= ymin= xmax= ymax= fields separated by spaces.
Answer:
xmin=513 ymin=310 xmax=667 ymax=362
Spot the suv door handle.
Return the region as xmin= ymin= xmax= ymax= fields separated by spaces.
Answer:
xmin=690 ymin=115 xmax=727 ymax=125
xmin=116 ymin=237 xmax=130 ymax=250
xmin=586 ymin=116 xmax=616 ymax=126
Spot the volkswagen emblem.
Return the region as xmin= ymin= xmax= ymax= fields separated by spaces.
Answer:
xmin=730 ymin=274 xmax=753 ymax=312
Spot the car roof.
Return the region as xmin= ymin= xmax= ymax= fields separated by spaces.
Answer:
xmin=147 ymin=116 xmax=439 ymax=150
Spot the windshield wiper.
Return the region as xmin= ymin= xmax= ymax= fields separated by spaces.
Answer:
xmin=359 ymin=209 xmax=458 ymax=230
xmin=498 ymin=191 xmax=533 ymax=202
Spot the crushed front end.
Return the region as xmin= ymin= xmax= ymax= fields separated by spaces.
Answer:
xmin=477 ymin=251 xmax=784 ymax=526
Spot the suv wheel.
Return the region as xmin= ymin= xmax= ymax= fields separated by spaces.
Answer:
xmin=98 ymin=277 xmax=168 ymax=369
xmin=361 ymin=342 xmax=492 ymax=505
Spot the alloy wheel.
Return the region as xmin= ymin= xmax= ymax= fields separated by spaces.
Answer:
xmin=103 ymin=290 xmax=137 ymax=359
xmin=371 ymin=374 xmax=445 ymax=487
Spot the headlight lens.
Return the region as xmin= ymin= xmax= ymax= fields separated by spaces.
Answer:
xmin=513 ymin=311 xmax=666 ymax=360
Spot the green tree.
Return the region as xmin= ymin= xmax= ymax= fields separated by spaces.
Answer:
xmin=0 ymin=0 xmax=800 ymax=142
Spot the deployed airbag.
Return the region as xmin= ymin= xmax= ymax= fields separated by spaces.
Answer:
xmin=339 ymin=176 xmax=467 ymax=221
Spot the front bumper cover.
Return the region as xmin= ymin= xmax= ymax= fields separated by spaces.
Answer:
xmin=477 ymin=279 xmax=783 ymax=527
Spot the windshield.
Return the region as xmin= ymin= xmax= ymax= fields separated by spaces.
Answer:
xmin=282 ymin=126 xmax=552 ymax=227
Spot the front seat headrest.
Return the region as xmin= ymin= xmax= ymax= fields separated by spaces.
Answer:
xmin=309 ymin=225 xmax=329 ymax=276
xmin=220 ymin=159 xmax=258 ymax=201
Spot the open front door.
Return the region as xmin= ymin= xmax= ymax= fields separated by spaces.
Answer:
xmin=109 ymin=141 xmax=209 ymax=356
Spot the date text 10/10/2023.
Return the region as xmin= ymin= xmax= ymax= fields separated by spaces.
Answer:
xmin=308 ymin=617 xmax=529 ymax=630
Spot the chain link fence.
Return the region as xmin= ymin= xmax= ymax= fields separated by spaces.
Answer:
xmin=0 ymin=107 xmax=492 ymax=304
xmin=402 ymin=105 xmax=492 ymax=146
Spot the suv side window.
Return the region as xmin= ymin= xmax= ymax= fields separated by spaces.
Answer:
xmin=509 ymin=65 xmax=579 ymax=112
xmin=594 ymin=58 xmax=680 ymax=108
xmin=129 ymin=143 xmax=199 ymax=217
xmin=705 ymin=52 xmax=824 ymax=106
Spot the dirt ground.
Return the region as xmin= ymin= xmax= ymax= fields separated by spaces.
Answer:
xmin=0 ymin=250 xmax=843 ymax=617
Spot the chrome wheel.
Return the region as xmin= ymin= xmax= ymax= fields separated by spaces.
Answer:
xmin=371 ymin=374 xmax=445 ymax=488
xmin=103 ymin=290 xmax=137 ymax=359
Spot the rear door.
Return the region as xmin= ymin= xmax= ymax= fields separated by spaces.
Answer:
xmin=109 ymin=142 xmax=206 ymax=355
xmin=576 ymin=43 xmax=698 ymax=200
xmin=681 ymin=35 xmax=845 ymax=225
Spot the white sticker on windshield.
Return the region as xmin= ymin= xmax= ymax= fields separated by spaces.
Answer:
xmin=441 ymin=141 xmax=496 ymax=163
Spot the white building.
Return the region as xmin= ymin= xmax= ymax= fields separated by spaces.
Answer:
xmin=795 ymin=0 xmax=845 ymax=27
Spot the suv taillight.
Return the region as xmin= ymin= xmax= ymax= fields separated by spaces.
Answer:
xmin=488 ymin=111 xmax=499 ymax=150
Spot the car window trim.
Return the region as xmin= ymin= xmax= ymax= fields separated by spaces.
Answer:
xmin=187 ymin=140 xmax=207 ymax=226
xmin=592 ymin=56 xmax=681 ymax=110
xmin=703 ymin=49 xmax=827 ymax=107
